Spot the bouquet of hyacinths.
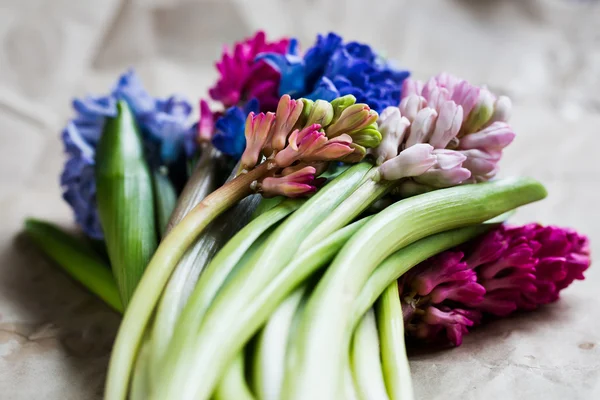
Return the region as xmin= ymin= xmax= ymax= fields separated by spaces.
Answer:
xmin=24 ymin=31 xmax=590 ymax=400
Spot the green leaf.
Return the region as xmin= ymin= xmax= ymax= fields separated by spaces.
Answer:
xmin=153 ymin=169 xmax=178 ymax=237
xmin=95 ymin=100 xmax=158 ymax=307
xmin=24 ymin=218 xmax=123 ymax=313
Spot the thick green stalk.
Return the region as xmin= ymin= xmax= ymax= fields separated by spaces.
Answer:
xmin=350 ymin=224 xmax=494 ymax=329
xmin=213 ymin=354 xmax=255 ymax=400
xmin=152 ymin=169 xmax=178 ymax=237
xmin=284 ymin=177 xmax=547 ymax=400
xmin=344 ymin=361 xmax=360 ymax=400
xmin=351 ymin=309 xmax=390 ymax=400
xmin=253 ymin=287 xmax=306 ymax=400
xmin=298 ymin=167 xmax=392 ymax=251
xmin=377 ymin=283 xmax=413 ymax=400
xmin=130 ymin=340 xmax=151 ymax=400
xmin=165 ymin=145 xmax=219 ymax=233
xmin=150 ymin=199 xmax=303 ymax=380
xmin=154 ymin=164 xmax=372 ymax=400
xmin=24 ymin=219 xmax=122 ymax=313
xmin=170 ymin=218 xmax=369 ymax=400
xmin=96 ymin=100 xmax=157 ymax=307
xmin=105 ymin=162 xmax=272 ymax=400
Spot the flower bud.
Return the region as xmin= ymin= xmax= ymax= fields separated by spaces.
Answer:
xmin=272 ymin=94 xmax=304 ymax=151
xmin=401 ymin=78 xmax=424 ymax=98
xmin=379 ymin=143 xmax=436 ymax=181
xmin=405 ymin=107 xmax=437 ymax=147
xmin=348 ymin=122 xmax=382 ymax=148
xmin=373 ymin=106 xmax=410 ymax=164
xmin=414 ymin=149 xmax=470 ymax=188
xmin=330 ymin=94 xmax=357 ymax=123
xmin=260 ymin=166 xmax=318 ymax=198
xmin=488 ymin=95 xmax=512 ymax=124
xmin=428 ymin=101 xmax=463 ymax=149
xmin=305 ymin=99 xmax=334 ymax=128
xmin=325 ymin=104 xmax=378 ymax=138
xmin=339 ymin=143 xmax=367 ymax=163
xmin=450 ymin=80 xmax=480 ymax=118
xmin=398 ymin=95 xmax=427 ymax=123
xmin=458 ymin=121 xmax=515 ymax=152
xmin=241 ymin=111 xmax=276 ymax=170
xmin=462 ymin=87 xmax=494 ymax=135
xmin=460 ymin=149 xmax=500 ymax=178
xmin=198 ymin=99 xmax=215 ymax=142
xmin=421 ymin=79 xmax=450 ymax=111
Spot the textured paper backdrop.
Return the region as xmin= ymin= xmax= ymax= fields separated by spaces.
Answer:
xmin=0 ymin=0 xmax=599 ymax=399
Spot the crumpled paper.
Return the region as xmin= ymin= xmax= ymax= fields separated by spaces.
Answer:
xmin=0 ymin=0 xmax=598 ymax=399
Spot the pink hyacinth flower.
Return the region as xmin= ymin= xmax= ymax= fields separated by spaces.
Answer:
xmin=260 ymin=165 xmax=319 ymax=198
xmin=209 ymin=31 xmax=289 ymax=111
xmin=401 ymin=223 xmax=591 ymax=346
xmin=272 ymin=94 xmax=305 ymax=152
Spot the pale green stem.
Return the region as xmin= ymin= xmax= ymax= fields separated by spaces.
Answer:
xmin=253 ymin=287 xmax=306 ymax=400
xmin=213 ymin=353 xmax=255 ymax=400
xmin=154 ymin=160 xmax=371 ymax=400
xmin=105 ymin=162 xmax=271 ymax=400
xmin=351 ymin=309 xmax=390 ymax=400
xmin=284 ymin=177 xmax=547 ymax=400
xmin=376 ymin=282 xmax=414 ymax=400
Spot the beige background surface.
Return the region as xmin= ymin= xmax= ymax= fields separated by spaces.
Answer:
xmin=0 ymin=0 xmax=599 ymax=399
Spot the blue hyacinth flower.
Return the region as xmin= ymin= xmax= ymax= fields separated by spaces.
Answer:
xmin=257 ymin=32 xmax=410 ymax=113
xmin=60 ymin=69 xmax=195 ymax=239
xmin=211 ymin=98 xmax=260 ymax=159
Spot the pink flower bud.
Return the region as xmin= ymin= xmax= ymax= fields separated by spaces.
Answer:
xmin=274 ymin=124 xmax=354 ymax=167
xmin=373 ymin=106 xmax=410 ymax=164
xmin=421 ymin=78 xmax=451 ymax=111
xmin=458 ymin=121 xmax=515 ymax=152
xmin=398 ymin=95 xmax=427 ymax=123
xmin=240 ymin=111 xmax=276 ymax=170
xmin=460 ymin=149 xmax=500 ymax=178
xmin=272 ymin=94 xmax=305 ymax=151
xmin=414 ymin=149 xmax=470 ymax=187
xmin=260 ymin=166 xmax=318 ymax=198
xmin=450 ymin=80 xmax=480 ymax=118
xmin=198 ymin=99 xmax=215 ymax=142
xmin=401 ymin=78 xmax=424 ymax=99
xmin=428 ymin=101 xmax=463 ymax=149
xmin=433 ymin=72 xmax=459 ymax=92
xmin=405 ymin=107 xmax=438 ymax=147
xmin=379 ymin=143 xmax=436 ymax=181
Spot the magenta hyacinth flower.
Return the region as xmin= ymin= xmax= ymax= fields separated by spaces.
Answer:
xmin=401 ymin=224 xmax=591 ymax=346
xmin=209 ymin=31 xmax=290 ymax=112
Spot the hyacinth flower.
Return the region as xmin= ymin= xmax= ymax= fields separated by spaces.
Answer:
xmin=207 ymin=31 xmax=409 ymax=159
xmin=401 ymin=224 xmax=591 ymax=346
xmin=61 ymin=69 xmax=196 ymax=239
xmin=203 ymin=31 xmax=290 ymax=158
xmin=104 ymin=94 xmax=384 ymax=400
xmin=258 ymin=32 xmax=410 ymax=113
xmin=364 ymin=73 xmax=515 ymax=202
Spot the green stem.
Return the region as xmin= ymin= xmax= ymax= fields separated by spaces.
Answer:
xmin=165 ymin=144 xmax=219 ymax=233
xmin=154 ymin=162 xmax=372 ymax=400
xmin=376 ymin=283 xmax=413 ymax=400
xmin=150 ymin=199 xmax=303 ymax=381
xmin=350 ymin=224 xmax=495 ymax=329
xmin=105 ymin=162 xmax=271 ymax=400
xmin=213 ymin=353 xmax=255 ymax=400
xmin=24 ymin=219 xmax=122 ymax=313
xmin=253 ymin=287 xmax=306 ymax=400
xmin=284 ymin=177 xmax=547 ymax=400
xmin=298 ymin=167 xmax=392 ymax=252
xmin=130 ymin=339 xmax=151 ymax=400
xmin=350 ymin=309 xmax=390 ymax=400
